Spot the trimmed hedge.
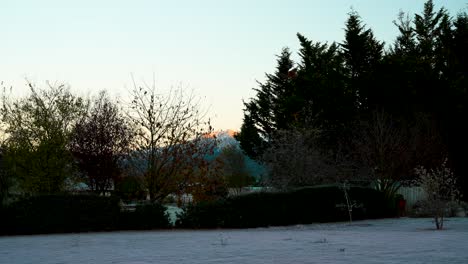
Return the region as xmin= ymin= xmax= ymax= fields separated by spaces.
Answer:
xmin=0 ymin=186 xmax=397 ymax=235
xmin=176 ymin=186 xmax=397 ymax=228
xmin=1 ymin=194 xmax=121 ymax=235
xmin=0 ymin=194 xmax=171 ymax=235
xmin=119 ymin=202 xmax=170 ymax=230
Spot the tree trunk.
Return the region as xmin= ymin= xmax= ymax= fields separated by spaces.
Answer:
xmin=435 ymin=215 xmax=444 ymax=230
xmin=342 ymin=183 xmax=353 ymax=223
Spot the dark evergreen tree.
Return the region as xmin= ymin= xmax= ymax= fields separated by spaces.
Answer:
xmin=378 ymin=11 xmax=420 ymax=116
xmin=341 ymin=11 xmax=384 ymax=111
xmin=235 ymin=113 xmax=265 ymax=159
xmin=392 ymin=11 xmax=417 ymax=57
xmin=239 ymin=36 xmax=353 ymax=158
xmin=382 ymin=1 xmax=450 ymax=116
xmin=414 ymin=0 xmax=447 ymax=61
xmin=453 ymin=13 xmax=468 ymax=77
xmin=238 ymin=48 xmax=295 ymax=158
xmin=444 ymin=12 xmax=468 ymax=195
xmin=295 ymin=34 xmax=351 ymax=145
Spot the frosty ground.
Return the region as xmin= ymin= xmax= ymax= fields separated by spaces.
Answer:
xmin=1 ymin=218 xmax=467 ymax=264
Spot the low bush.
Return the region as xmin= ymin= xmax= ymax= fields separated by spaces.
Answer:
xmin=176 ymin=186 xmax=396 ymax=228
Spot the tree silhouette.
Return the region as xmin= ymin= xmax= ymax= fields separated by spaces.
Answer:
xmin=1 ymin=82 xmax=86 ymax=194
xmin=70 ymin=91 xmax=134 ymax=194
xmin=127 ymin=78 xmax=217 ymax=202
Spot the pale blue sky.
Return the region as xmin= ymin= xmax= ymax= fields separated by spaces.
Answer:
xmin=1 ymin=0 xmax=466 ymax=130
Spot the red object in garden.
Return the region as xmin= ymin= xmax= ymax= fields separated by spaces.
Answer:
xmin=398 ymin=199 xmax=406 ymax=217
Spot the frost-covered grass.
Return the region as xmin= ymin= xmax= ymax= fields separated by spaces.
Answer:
xmin=1 ymin=218 xmax=467 ymax=264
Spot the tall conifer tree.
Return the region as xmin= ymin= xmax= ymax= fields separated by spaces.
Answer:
xmin=341 ymin=11 xmax=384 ymax=111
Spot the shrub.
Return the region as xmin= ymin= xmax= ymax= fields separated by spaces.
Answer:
xmin=176 ymin=199 xmax=229 ymax=228
xmin=414 ymin=160 xmax=462 ymax=229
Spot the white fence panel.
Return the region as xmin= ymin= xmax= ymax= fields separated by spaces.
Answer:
xmin=397 ymin=186 xmax=426 ymax=209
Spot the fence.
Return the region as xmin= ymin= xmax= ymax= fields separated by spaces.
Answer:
xmin=396 ymin=186 xmax=426 ymax=210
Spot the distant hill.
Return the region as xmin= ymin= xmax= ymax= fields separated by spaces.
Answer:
xmin=206 ymin=130 xmax=265 ymax=181
xmin=125 ymin=130 xmax=265 ymax=181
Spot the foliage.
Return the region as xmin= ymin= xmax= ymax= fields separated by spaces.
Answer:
xmin=1 ymin=82 xmax=86 ymax=194
xmin=70 ymin=91 xmax=134 ymax=194
xmin=176 ymin=186 xmax=396 ymax=229
xmin=414 ymin=160 xmax=461 ymax=229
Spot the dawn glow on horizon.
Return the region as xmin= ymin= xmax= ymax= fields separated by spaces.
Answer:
xmin=1 ymin=0 xmax=466 ymax=130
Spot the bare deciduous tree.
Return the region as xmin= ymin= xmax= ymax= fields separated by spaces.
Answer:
xmin=262 ymin=127 xmax=328 ymax=189
xmin=351 ymin=110 xmax=410 ymax=197
xmin=352 ymin=110 xmax=447 ymax=199
xmin=127 ymin=78 xmax=216 ymax=202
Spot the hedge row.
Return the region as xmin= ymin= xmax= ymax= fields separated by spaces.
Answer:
xmin=0 ymin=186 xmax=397 ymax=235
xmin=176 ymin=186 xmax=397 ymax=228
xmin=0 ymin=194 xmax=169 ymax=235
